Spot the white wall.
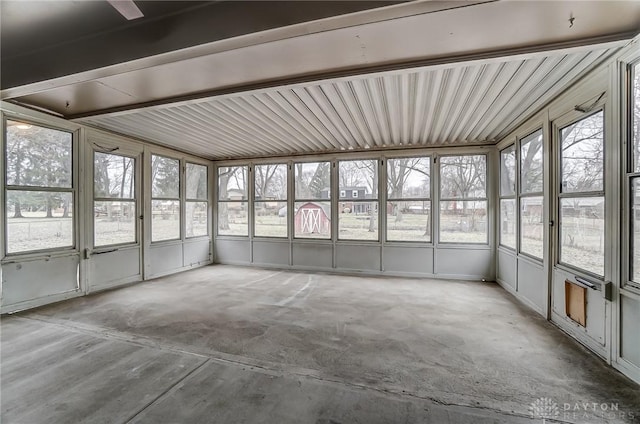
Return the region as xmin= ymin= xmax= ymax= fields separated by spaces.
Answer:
xmin=0 ymin=102 xmax=214 ymax=313
xmin=214 ymin=147 xmax=496 ymax=281
xmin=495 ymin=41 xmax=640 ymax=385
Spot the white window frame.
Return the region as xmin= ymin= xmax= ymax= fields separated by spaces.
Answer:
xmin=438 ymin=154 xmax=488 ymax=245
xmin=150 ymin=153 xmax=181 ymax=243
xmin=3 ymin=117 xmax=77 ymax=256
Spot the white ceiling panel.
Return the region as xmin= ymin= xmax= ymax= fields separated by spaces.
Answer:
xmin=80 ymin=47 xmax=618 ymax=160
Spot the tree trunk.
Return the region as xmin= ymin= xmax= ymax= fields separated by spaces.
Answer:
xmin=46 ymin=194 xmax=53 ymax=218
xmin=219 ymin=171 xmax=231 ymax=230
xmin=62 ymin=197 xmax=69 ymax=218
xmin=13 ymin=200 xmax=23 ymax=218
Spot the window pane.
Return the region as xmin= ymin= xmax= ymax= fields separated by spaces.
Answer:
xmin=186 ymin=201 xmax=208 ymax=238
xmin=520 ymin=130 xmax=543 ymax=194
xmin=6 ymin=120 xmax=72 ymax=188
xmin=387 ymin=157 xmax=430 ymax=199
xmin=520 ymin=196 xmax=544 ymax=259
xmin=94 ymin=152 xmax=134 ymax=199
xmin=500 ymin=146 xmax=516 ymax=196
xmin=151 ymin=199 xmax=180 ymax=241
xmin=152 ymin=155 xmax=179 ymax=198
xmin=6 ymin=191 xmax=73 ymax=253
xmin=294 ymin=201 xmax=330 ymax=238
xmin=500 ymin=199 xmax=516 ymax=249
xmin=561 ymin=112 xmax=604 ymax=193
xmin=440 ymin=155 xmax=486 ymax=199
xmin=559 ymin=197 xmax=604 ymax=276
xmin=338 ymin=201 xmax=378 ymax=240
xmin=255 ymin=201 xmax=287 ymax=237
xmin=295 ymin=162 xmax=330 ymax=199
xmin=255 ymin=164 xmax=287 ymax=201
xmin=439 ymin=200 xmax=487 ymax=243
xmin=632 ymin=179 xmax=640 ymax=282
xmin=217 ymin=202 xmax=248 ymax=236
xmin=218 ymin=166 xmax=248 ymax=200
xmin=386 ymin=201 xmax=430 ymax=242
xmin=338 ymin=160 xmax=378 ymax=200
xmin=633 ymin=63 xmax=640 ymax=172
xmin=186 ymin=163 xmax=208 ymax=200
xmin=94 ymin=201 xmax=136 ymax=246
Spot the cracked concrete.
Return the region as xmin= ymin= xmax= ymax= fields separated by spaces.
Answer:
xmin=2 ymin=265 xmax=639 ymax=423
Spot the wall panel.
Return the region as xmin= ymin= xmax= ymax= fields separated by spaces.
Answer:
xmin=383 ymin=246 xmax=434 ymax=275
xmin=2 ymin=255 xmax=79 ymax=307
xmin=253 ymin=240 xmax=289 ymax=266
xmin=335 ymin=244 xmax=380 ymax=272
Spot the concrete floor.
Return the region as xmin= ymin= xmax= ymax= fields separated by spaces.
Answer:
xmin=2 ymin=265 xmax=639 ymax=424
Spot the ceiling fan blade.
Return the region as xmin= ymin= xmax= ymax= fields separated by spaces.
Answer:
xmin=107 ymin=0 xmax=144 ymax=20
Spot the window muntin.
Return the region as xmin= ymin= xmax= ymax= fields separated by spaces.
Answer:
xmin=254 ymin=164 xmax=288 ymax=238
xmin=186 ymin=163 xmax=208 ymax=238
xmin=386 ymin=157 xmax=431 ymax=242
xmin=218 ymin=166 xmax=248 ymax=236
xmin=5 ymin=120 xmax=74 ymax=253
xmin=500 ymin=146 xmax=516 ymax=249
xmin=294 ymin=162 xmax=331 ymax=239
xmin=439 ymin=155 xmax=487 ymax=243
xmin=94 ymin=152 xmax=136 ymax=247
xmin=338 ymin=160 xmax=378 ymax=241
xmin=558 ymin=112 xmax=605 ymax=276
xmin=151 ymin=155 xmax=180 ymax=241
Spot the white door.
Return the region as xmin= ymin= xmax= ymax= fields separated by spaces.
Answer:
xmin=550 ymin=109 xmax=610 ymax=359
xmin=86 ymin=135 xmax=143 ymax=292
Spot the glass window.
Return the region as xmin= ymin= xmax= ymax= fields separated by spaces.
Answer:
xmin=500 ymin=146 xmax=516 ymax=249
xmin=254 ymin=164 xmax=288 ymax=238
xmin=5 ymin=120 xmax=74 ymax=253
xmin=632 ymin=63 xmax=640 ymax=173
xmin=521 ymin=131 xmax=544 ymax=194
xmin=500 ymin=146 xmax=516 ymax=197
xmin=94 ymin=152 xmax=136 ymax=247
xmin=520 ymin=196 xmax=544 ymax=259
xmin=217 ymin=166 xmax=248 ymax=236
xmin=386 ymin=157 xmax=430 ymax=242
xmin=338 ymin=160 xmax=378 ymax=241
xmin=186 ymin=163 xmax=208 ymax=238
xmin=631 ymin=178 xmax=640 ymax=283
xmin=561 ymin=112 xmax=604 ymax=193
xmin=629 ymin=63 xmax=640 ymax=287
xmin=559 ymin=112 xmax=605 ymax=276
xmin=439 ymin=155 xmax=487 ymax=243
xmin=186 ymin=163 xmax=208 ymax=200
xmin=151 ymin=155 xmax=180 ymax=241
xmin=294 ymin=162 xmax=331 ymax=239
xmin=519 ymin=129 xmax=544 ymax=259
xmin=500 ymin=199 xmax=516 ymax=250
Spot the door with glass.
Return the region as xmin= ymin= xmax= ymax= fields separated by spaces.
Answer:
xmin=88 ymin=139 xmax=142 ymax=291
